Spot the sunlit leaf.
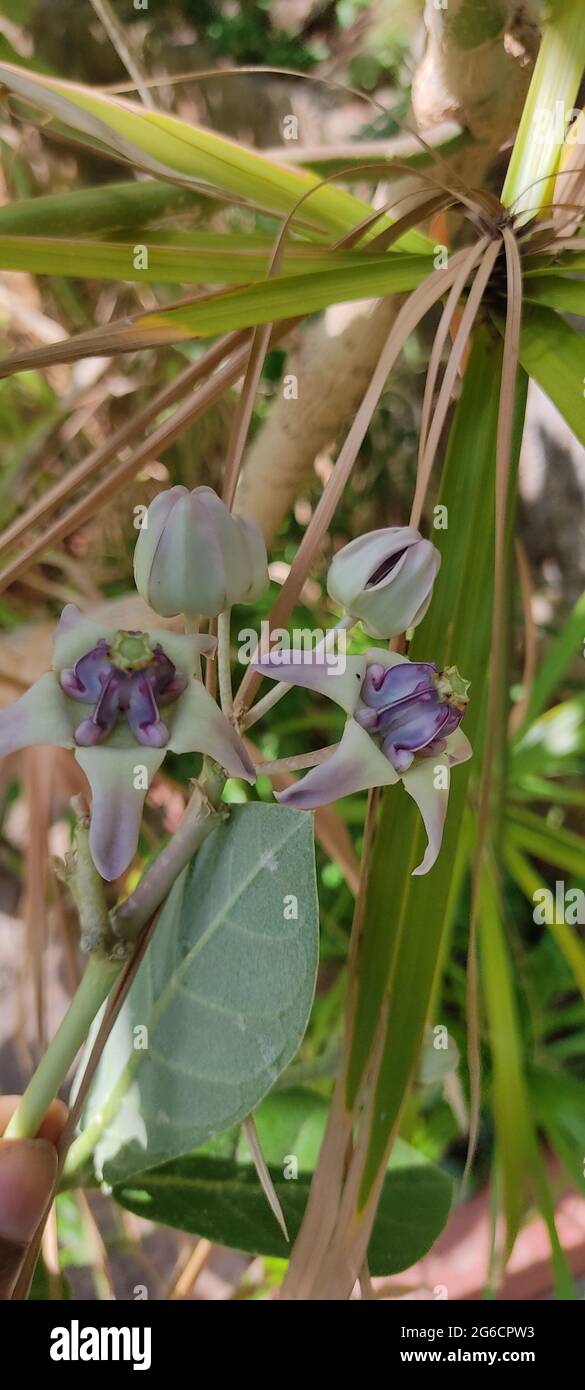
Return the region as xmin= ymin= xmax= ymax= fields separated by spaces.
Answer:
xmin=0 ymin=61 xmax=431 ymax=252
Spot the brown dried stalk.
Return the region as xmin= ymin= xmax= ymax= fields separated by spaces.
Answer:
xmin=234 ymin=249 xmax=472 ymax=719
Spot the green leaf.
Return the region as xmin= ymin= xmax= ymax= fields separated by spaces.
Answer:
xmin=478 ymin=853 xmax=540 ymax=1248
xmin=529 ymin=1067 xmax=585 ymax=1193
xmin=524 ymin=253 xmax=585 ymax=276
xmin=0 ymin=233 xmax=432 ymax=293
xmin=114 ymin=1090 xmax=452 ymax=1276
xmin=504 ymin=843 xmax=585 ymax=996
xmin=0 ymin=252 xmax=434 ymax=374
xmin=513 ymin=591 xmax=585 ymax=735
xmin=70 ymin=804 xmax=319 ymax=1186
xmin=347 ymin=327 xmax=528 ymax=1202
xmin=0 ymin=61 xmax=431 ymax=252
xmin=506 ymin=805 xmax=585 ymax=879
xmin=523 ymin=274 xmax=585 ymax=315
xmin=511 ymin=695 xmax=585 ymax=781
xmin=517 ymin=304 xmax=585 ymax=446
xmin=97 ymin=253 xmax=433 ymax=329
xmin=0 ymin=180 xmax=203 ymax=236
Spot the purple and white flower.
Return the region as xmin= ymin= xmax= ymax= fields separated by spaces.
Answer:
xmin=0 ymin=604 xmax=255 ymax=881
xmin=327 ymin=527 xmax=441 ymax=639
xmin=253 ymin=647 xmax=471 ymax=876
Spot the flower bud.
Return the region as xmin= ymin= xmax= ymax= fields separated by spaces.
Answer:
xmin=327 ymin=526 xmax=440 ymax=638
xmin=134 ymin=485 xmax=268 ymax=619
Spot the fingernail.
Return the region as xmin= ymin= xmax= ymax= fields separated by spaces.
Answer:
xmin=0 ymin=1139 xmax=57 ymax=1242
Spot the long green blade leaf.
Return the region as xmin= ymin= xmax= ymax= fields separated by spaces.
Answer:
xmin=517 ymin=304 xmax=585 ymax=446
xmin=349 ymin=327 xmax=528 ymax=1203
xmin=0 ymin=232 xmax=430 ymax=288
xmin=0 ymin=61 xmax=432 ymax=252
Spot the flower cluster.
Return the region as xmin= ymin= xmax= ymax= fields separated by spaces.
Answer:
xmin=0 ymin=486 xmax=470 ymax=883
xmin=254 ymin=649 xmax=470 ymax=876
xmin=251 ymin=526 xmax=471 ymax=875
xmin=0 ymin=605 xmax=254 ymax=880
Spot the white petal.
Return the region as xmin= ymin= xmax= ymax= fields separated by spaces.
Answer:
xmin=446 ymin=727 xmax=473 ymax=767
xmin=278 ymin=718 xmax=398 ymax=808
xmin=168 ymin=680 xmax=255 ymax=782
xmin=0 ymin=672 xmax=74 ymax=754
xmin=236 ymin=515 xmax=269 ymax=602
xmin=401 ymin=754 xmax=450 ymax=877
xmin=75 ymin=745 xmax=165 ymax=881
xmin=253 ymin=652 xmax=368 ymax=714
xmin=327 ymin=528 xmax=422 ymax=603
xmin=149 ymin=628 xmax=216 ymax=679
xmin=133 ymin=486 xmax=187 ymax=608
xmin=53 ymin=605 xmax=116 ymax=673
xmin=327 ymin=528 xmax=440 ymax=639
xmin=364 ymin=647 xmax=409 ymax=669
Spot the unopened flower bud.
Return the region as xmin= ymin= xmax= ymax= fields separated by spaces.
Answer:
xmin=327 ymin=527 xmax=440 ymax=638
xmin=134 ymin=485 xmax=268 ymax=619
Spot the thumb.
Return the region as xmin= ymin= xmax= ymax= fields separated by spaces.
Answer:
xmin=0 ymin=1138 xmax=57 ymax=1299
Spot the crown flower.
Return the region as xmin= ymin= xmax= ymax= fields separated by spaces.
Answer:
xmin=133 ymin=485 xmax=269 ymax=620
xmin=0 ymin=604 xmax=255 ymax=881
xmin=327 ymin=527 xmax=441 ymax=639
xmin=253 ymin=647 xmax=471 ymax=876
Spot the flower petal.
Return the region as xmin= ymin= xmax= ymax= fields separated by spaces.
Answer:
xmin=253 ymin=652 xmax=368 ymax=714
xmin=446 ymin=727 xmax=473 ymax=767
xmin=364 ymin=648 xmax=408 ymax=670
xmin=327 ymin=528 xmax=440 ymax=639
xmin=127 ymin=674 xmax=169 ymax=748
xmin=53 ymin=604 xmax=116 ymax=673
xmin=236 ymin=514 xmax=269 ymax=602
xmin=380 ymin=704 xmax=460 ymax=771
xmin=168 ymin=679 xmax=255 ymax=782
xmin=60 ymin=640 xmax=112 ymax=704
xmin=75 ymin=745 xmax=165 ymax=881
xmin=401 ymin=754 xmax=450 ymax=876
xmin=360 ymin=660 xmax=437 ymax=710
xmin=149 ymin=628 xmax=216 ymax=679
xmin=0 ymin=672 xmax=74 ymax=754
xmin=133 ymin=485 xmax=188 ymax=608
xmin=277 ymin=718 xmax=399 ymax=809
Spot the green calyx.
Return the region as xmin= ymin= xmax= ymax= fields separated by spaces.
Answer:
xmin=434 ymin=664 xmax=471 ymax=712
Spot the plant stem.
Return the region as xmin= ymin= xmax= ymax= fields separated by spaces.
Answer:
xmin=68 ymin=801 xmax=117 ymax=955
xmin=239 ymin=615 xmax=353 ymax=729
xmin=217 ymin=608 xmax=233 ymax=716
xmin=258 ymin=745 xmax=337 ymax=776
xmin=4 ymin=954 xmax=121 ymax=1141
xmin=112 ymin=783 xmax=224 ymax=940
xmin=240 ymin=677 xmax=291 ymax=730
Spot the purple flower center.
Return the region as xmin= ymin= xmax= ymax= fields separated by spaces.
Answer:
xmin=356 ymin=661 xmax=469 ymax=773
xmin=60 ymin=630 xmax=188 ymax=748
